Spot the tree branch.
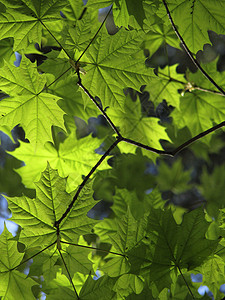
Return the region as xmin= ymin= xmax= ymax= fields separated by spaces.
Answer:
xmin=122 ymin=121 xmax=225 ymax=156
xmin=77 ymin=71 xmax=121 ymax=137
xmin=54 ymin=136 xmax=122 ymax=227
xmin=170 ymin=121 xmax=225 ymax=155
xmin=162 ymin=0 xmax=225 ymax=97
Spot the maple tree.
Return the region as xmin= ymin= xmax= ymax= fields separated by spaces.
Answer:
xmin=0 ymin=0 xmax=225 ymax=299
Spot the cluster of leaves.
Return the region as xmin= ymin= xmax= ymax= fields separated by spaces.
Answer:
xmin=0 ymin=0 xmax=225 ymax=299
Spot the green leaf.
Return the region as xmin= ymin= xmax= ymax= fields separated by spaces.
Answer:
xmin=126 ymin=286 xmax=155 ymax=299
xmin=94 ymin=218 xmax=118 ymax=244
xmin=132 ymin=208 xmax=218 ymax=293
xmin=0 ymin=225 xmax=37 ymax=299
xmin=43 ymin=272 xmax=78 ymax=300
xmin=0 ymin=58 xmax=65 ymax=148
xmin=157 ymin=158 xmax=191 ymax=194
xmin=28 ymin=247 xmax=59 ymax=281
xmin=172 ymin=91 xmax=225 ymax=140
xmin=111 ymin=188 xmax=164 ymax=220
xmin=81 ymin=27 xmax=155 ymax=111
xmin=10 ymin=132 xmax=109 ymax=192
xmin=62 ymin=244 xmax=93 ymax=276
xmin=200 ymin=255 xmax=225 ymax=299
xmin=200 ymin=165 xmax=225 ymax=218
xmin=79 ymin=275 xmax=117 ymax=299
xmin=113 ymin=274 xmax=144 ymax=298
xmin=112 ymin=152 xmax=155 ymax=200
xmin=146 ymin=65 xmax=184 ymax=108
xmin=0 ymin=224 xmax=24 ymax=272
xmin=86 ymin=0 xmax=112 ymax=9
xmin=113 ymin=0 xmax=146 ymax=29
xmin=0 ymin=0 xmax=67 ymax=51
xmin=189 ymin=60 xmax=225 ymax=92
xmin=61 ymin=0 xmax=99 ymax=56
xmin=1 ymin=0 xmax=225 ymax=297
xmin=175 ymin=208 xmax=218 ymax=269
xmin=144 ymin=23 xmax=179 ymax=54
xmin=101 ymin=209 xmax=148 ymax=277
xmin=0 ymin=38 xmax=14 ymax=67
xmin=50 ymin=73 xmax=99 ymax=122
xmin=157 ymin=0 xmax=225 ymax=53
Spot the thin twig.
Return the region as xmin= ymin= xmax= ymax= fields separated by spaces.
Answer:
xmin=121 ymin=137 xmax=173 ymax=156
xmin=77 ymin=71 xmax=121 ymax=137
xmin=54 ymin=136 xmax=122 ymax=227
xmin=122 ymin=121 xmax=225 ymax=156
xmin=76 ymin=6 xmax=112 ymax=65
xmin=58 ymin=249 xmax=80 ymax=299
xmin=157 ymin=71 xmax=225 ymax=97
xmin=162 ymin=0 xmax=225 ymax=96
xmin=171 ymin=121 xmax=225 ymax=155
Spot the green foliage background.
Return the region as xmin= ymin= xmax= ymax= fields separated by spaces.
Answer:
xmin=0 ymin=0 xmax=225 ymax=299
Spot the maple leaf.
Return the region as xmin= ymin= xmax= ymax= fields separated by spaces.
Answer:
xmin=9 ymin=132 xmax=109 ymax=192
xmin=146 ymin=65 xmax=184 ymax=108
xmin=0 ymin=58 xmax=65 ymax=148
xmin=0 ymin=0 xmax=67 ymax=51
xmin=157 ymin=0 xmax=225 ymax=53
xmin=80 ymin=27 xmax=155 ymax=111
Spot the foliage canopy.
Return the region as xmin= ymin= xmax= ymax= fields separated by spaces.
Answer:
xmin=0 ymin=0 xmax=225 ymax=299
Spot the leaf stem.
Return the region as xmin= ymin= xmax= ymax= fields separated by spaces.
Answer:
xmin=177 ymin=265 xmax=196 ymax=299
xmin=162 ymin=0 xmax=225 ymax=96
xmin=157 ymin=71 xmax=225 ymax=96
xmin=58 ymin=249 xmax=80 ymax=299
xmin=10 ymin=241 xmax=56 ymax=271
xmin=36 ymin=66 xmax=72 ymax=96
xmin=76 ymin=6 xmax=112 ymax=65
xmin=39 ymin=19 xmax=72 ymax=60
xmin=61 ymin=241 xmax=126 ymax=257
xmin=54 ymin=136 xmax=122 ymax=227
